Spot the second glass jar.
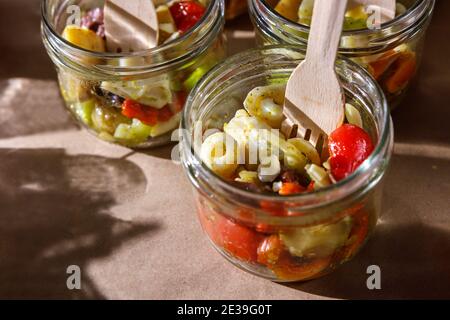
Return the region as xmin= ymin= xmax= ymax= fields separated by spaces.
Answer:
xmin=249 ymin=0 xmax=435 ymax=110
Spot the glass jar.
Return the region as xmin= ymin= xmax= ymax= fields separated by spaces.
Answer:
xmin=42 ymin=0 xmax=226 ymax=148
xmin=249 ymin=0 xmax=435 ymax=110
xmin=181 ymin=46 xmax=393 ymax=282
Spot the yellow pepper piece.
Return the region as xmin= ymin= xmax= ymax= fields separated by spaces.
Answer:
xmin=345 ymin=5 xmax=368 ymax=21
xmin=62 ymin=25 xmax=106 ymax=52
xmin=275 ymin=0 xmax=301 ymax=22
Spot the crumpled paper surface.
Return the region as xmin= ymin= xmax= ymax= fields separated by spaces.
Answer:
xmin=0 ymin=1 xmax=449 ymax=299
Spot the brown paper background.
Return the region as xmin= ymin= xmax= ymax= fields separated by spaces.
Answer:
xmin=0 ymin=0 xmax=449 ymax=299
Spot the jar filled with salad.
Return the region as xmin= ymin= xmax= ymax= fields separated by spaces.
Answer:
xmin=42 ymin=0 xmax=226 ymax=147
xmin=181 ymin=46 xmax=393 ymax=282
xmin=249 ymin=0 xmax=435 ymax=110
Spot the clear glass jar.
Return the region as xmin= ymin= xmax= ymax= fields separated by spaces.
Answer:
xmin=249 ymin=0 xmax=435 ymax=110
xmin=42 ymin=0 xmax=226 ymax=148
xmin=181 ymin=46 xmax=393 ymax=282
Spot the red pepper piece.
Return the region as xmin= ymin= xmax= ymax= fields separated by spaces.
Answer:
xmin=279 ymin=182 xmax=305 ymax=196
xmin=171 ymin=91 xmax=187 ymax=113
xmin=122 ymin=99 xmax=177 ymax=125
xmin=257 ymin=234 xmax=332 ymax=281
xmin=122 ymin=99 xmax=158 ymax=126
xmin=157 ymin=105 xmax=174 ymax=123
xmin=257 ymin=234 xmax=285 ymax=266
xmin=385 ymin=52 xmax=417 ymax=94
xmin=307 ymin=181 xmax=315 ymax=192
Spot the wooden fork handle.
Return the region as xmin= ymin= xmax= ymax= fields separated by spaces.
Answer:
xmin=305 ymin=0 xmax=348 ymax=70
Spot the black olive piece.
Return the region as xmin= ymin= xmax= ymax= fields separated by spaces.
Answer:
xmin=230 ymin=181 xmax=273 ymax=195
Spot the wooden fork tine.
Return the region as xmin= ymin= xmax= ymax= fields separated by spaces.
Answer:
xmin=281 ymin=118 xmax=298 ymax=139
xmin=309 ymin=129 xmax=322 ymax=149
xmin=320 ymin=138 xmax=330 ymax=162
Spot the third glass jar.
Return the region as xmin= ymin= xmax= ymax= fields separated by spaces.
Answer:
xmin=248 ymin=0 xmax=435 ymax=110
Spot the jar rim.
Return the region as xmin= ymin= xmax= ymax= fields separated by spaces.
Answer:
xmin=181 ymin=45 xmax=393 ymax=223
xmin=259 ymin=0 xmax=426 ymax=33
xmin=251 ymin=0 xmax=435 ymax=53
xmin=41 ymin=0 xmax=225 ymax=74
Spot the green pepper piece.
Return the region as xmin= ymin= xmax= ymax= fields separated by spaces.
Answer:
xmin=73 ymin=99 xmax=95 ymax=125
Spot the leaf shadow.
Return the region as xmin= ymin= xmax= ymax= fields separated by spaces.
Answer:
xmin=0 ymin=148 xmax=159 ymax=299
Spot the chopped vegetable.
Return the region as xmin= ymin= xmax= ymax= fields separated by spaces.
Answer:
xmin=369 ymin=50 xmax=401 ymax=80
xmin=275 ymin=0 xmax=301 ymax=22
xmin=385 ymin=52 xmax=417 ymax=94
xmin=216 ymin=218 xmax=264 ymax=262
xmin=257 ymin=234 xmax=332 ymax=281
xmin=297 ymin=0 xmax=314 ymax=25
xmin=101 ymin=76 xmax=172 ymax=109
xmin=280 ymin=216 xmax=353 ymax=258
xmin=150 ymin=113 xmax=181 ymax=137
xmin=305 ymin=164 xmax=331 ymax=189
xmin=257 ymin=234 xmax=285 ymax=266
xmin=344 ymin=103 xmax=363 ymax=128
xmin=278 ymin=181 xmax=305 ymax=196
xmin=236 ymin=170 xmax=259 ymax=184
xmin=271 ymin=255 xmax=332 ymax=281
xmin=114 ymin=119 xmax=152 ymax=144
xmin=91 ymin=104 xmax=131 ymax=134
xmin=73 ymin=99 xmax=95 ymax=125
xmin=122 ymin=99 xmax=159 ymax=126
xmin=62 ymin=25 xmax=106 ymax=52
xmin=171 ymin=91 xmax=187 ymax=113
xmin=338 ymin=210 xmax=370 ymax=260
xmin=183 ymin=65 xmax=211 ymax=91
xmin=156 ymin=5 xmax=177 ymax=43
xmin=344 ymin=5 xmax=368 ymax=30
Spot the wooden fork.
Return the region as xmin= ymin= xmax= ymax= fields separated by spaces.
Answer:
xmin=281 ymin=0 xmax=348 ymax=156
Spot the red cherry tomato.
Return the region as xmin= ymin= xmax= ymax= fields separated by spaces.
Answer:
xmin=169 ymin=1 xmax=206 ymax=33
xmin=216 ymin=218 xmax=264 ymax=263
xmin=328 ymin=124 xmax=374 ymax=181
